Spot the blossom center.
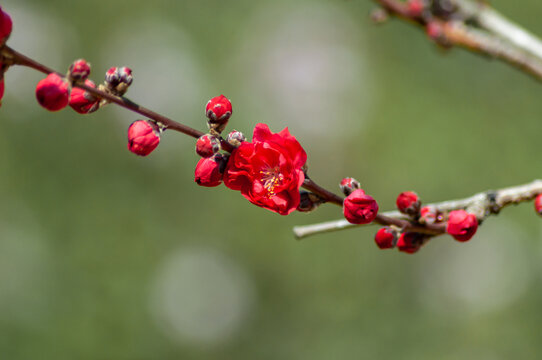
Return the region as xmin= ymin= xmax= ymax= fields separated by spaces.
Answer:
xmin=259 ymin=167 xmax=284 ymax=197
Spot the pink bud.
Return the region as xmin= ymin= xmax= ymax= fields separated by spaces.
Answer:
xmin=105 ymin=66 xmax=121 ymax=86
xmin=397 ymin=232 xmax=425 ymax=254
xmin=69 ymin=79 xmax=99 ymax=114
xmin=226 ymin=130 xmax=245 ymax=147
xmin=0 ymin=6 xmax=13 ymax=44
xmin=374 ymin=227 xmax=397 ymax=249
xmin=426 ymin=21 xmax=443 ymax=40
xmin=446 ymin=210 xmax=478 ymax=242
xmin=195 ymin=134 xmax=221 ymax=158
xmin=396 ymin=191 xmax=420 ymax=215
xmin=340 ymin=177 xmax=361 ymax=196
xmin=205 ymin=95 xmax=232 ymax=123
xmin=35 ymin=73 xmax=70 ymax=112
xmin=535 ymin=194 xmax=542 ymax=216
xmin=69 ymin=59 xmax=91 ymax=82
xmin=127 ymin=120 xmax=161 ymax=156
xmin=194 ymin=154 xmax=226 ymax=187
xmin=343 ymin=189 xmax=379 ymax=225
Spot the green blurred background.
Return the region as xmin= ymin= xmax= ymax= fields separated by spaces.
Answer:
xmin=1 ymin=0 xmax=542 ymax=359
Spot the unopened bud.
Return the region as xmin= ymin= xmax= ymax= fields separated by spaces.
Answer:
xmin=374 ymin=227 xmax=397 ymax=249
xmin=396 ymin=191 xmax=421 ymax=216
xmin=195 ymin=134 xmax=221 ymax=158
xmin=297 ymin=191 xmax=323 ymax=213
xmin=0 ymin=6 xmax=13 ymax=44
xmin=35 ymin=73 xmax=70 ymax=112
xmin=536 ymin=194 xmax=542 ymax=217
xmin=226 ymin=130 xmax=245 ymax=147
xmin=205 ymin=95 xmax=232 ymax=134
xmin=68 ymin=59 xmax=91 ymax=82
xmin=339 ymin=177 xmax=360 ymax=196
xmin=69 ymin=79 xmax=99 ymax=114
xmin=127 ymin=120 xmax=161 ymax=156
xmin=105 ymin=66 xmax=133 ymax=95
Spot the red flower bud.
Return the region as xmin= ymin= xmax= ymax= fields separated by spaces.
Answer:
xmin=69 ymin=59 xmax=91 ymax=82
xmin=127 ymin=120 xmax=161 ymax=156
xmin=534 ymin=194 xmax=542 ymax=216
xmin=195 ymin=154 xmax=226 ymax=187
xmin=205 ymin=95 xmax=232 ymax=123
xmin=396 ymin=191 xmax=420 ymax=215
xmin=118 ymin=67 xmax=133 ymax=86
xmin=407 ymin=0 xmax=425 ymax=17
xmin=340 ymin=177 xmax=360 ymax=196
xmin=374 ymin=227 xmax=397 ymax=249
xmin=0 ymin=6 xmax=13 ymax=44
xmin=195 ymin=134 xmax=221 ymax=158
xmin=69 ymin=79 xmax=99 ymax=114
xmin=343 ymin=189 xmax=379 ymax=225
xmin=226 ymin=130 xmax=246 ymax=147
xmin=397 ymin=232 xmax=425 ymax=254
xmin=35 ymin=73 xmax=70 ymax=112
xmin=446 ymin=210 xmax=478 ymax=242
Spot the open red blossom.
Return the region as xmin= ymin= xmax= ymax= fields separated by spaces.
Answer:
xmin=446 ymin=210 xmax=478 ymax=242
xmin=223 ymin=123 xmax=307 ymax=215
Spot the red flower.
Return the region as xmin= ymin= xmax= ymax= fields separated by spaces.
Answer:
xmin=535 ymin=194 xmax=542 ymax=216
xmin=396 ymin=191 xmax=420 ymax=215
xmin=69 ymin=79 xmax=99 ymax=114
xmin=397 ymin=232 xmax=425 ymax=254
xmin=35 ymin=73 xmax=70 ymax=112
xmin=223 ymin=123 xmax=307 ymax=215
xmin=195 ymin=154 xmax=227 ymax=187
xmin=446 ymin=210 xmax=478 ymax=242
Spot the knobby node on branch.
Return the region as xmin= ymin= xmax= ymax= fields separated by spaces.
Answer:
xmin=0 ymin=2 xmax=540 ymax=255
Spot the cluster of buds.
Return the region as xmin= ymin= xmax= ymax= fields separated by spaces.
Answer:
xmin=193 ymin=96 xmax=236 ymax=187
xmin=340 ymin=178 xmax=379 ymax=225
xmin=104 ymin=66 xmax=133 ymax=96
xmin=372 ymin=191 xmax=479 ymax=254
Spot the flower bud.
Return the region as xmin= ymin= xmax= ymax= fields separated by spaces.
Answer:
xmin=535 ymin=194 xmax=542 ymax=217
xmin=426 ymin=21 xmax=443 ymax=41
xmin=127 ymin=120 xmax=161 ymax=156
xmin=419 ymin=205 xmax=442 ymax=224
xmin=446 ymin=210 xmax=478 ymax=242
xmin=374 ymin=227 xmax=397 ymax=249
xmin=206 ymin=95 xmax=232 ymax=123
xmin=68 ymin=59 xmax=91 ymax=82
xmin=343 ymin=189 xmax=379 ymax=225
xmin=297 ymin=191 xmax=322 ymax=213
xmin=69 ymin=79 xmax=99 ymax=114
xmin=397 ymin=232 xmax=425 ymax=254
xmin=195 ymin=134 xmax=221 ymax=158
xmin=396 ymin=191 xmax=420 ymax=215
xmin=339 ymin=177 xmax=360 ymax=196
xmin=194 ymin=154 xmax=226 ymax=187
xmin=226 ymin=130 xmax=246 ymax=147
xmin=105 ymin=66 xmax=133 ymax=95
xmin=35 ymin=73 xmax=70 ymax=112
xmin=0 ymin=6 xmax=13 ymax=44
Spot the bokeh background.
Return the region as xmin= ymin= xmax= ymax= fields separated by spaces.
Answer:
xmin=1 ymin=0 xmax=542 ymax=359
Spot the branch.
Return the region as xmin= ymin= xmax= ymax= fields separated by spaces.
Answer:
xmin=294 ymin=179 xmax=542 ymax=239
xmin=373 ymin=0 xmax=542 ymax=81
